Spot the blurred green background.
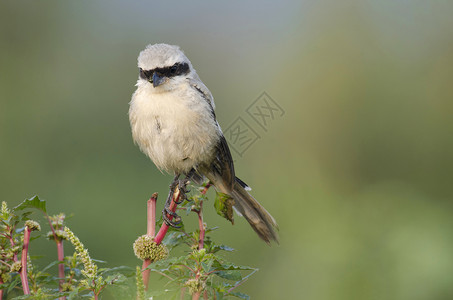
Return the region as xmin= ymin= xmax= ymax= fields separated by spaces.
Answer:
xmin=1 ymin=1 xmax=453 ymax=299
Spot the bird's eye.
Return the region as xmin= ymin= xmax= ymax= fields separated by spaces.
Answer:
xmin=139 ymin=68 xmax=147 ymax=79
xmin=170 ymin=64 xmax=178 ymax=74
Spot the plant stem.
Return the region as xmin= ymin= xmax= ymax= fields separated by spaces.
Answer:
xmin=0 ymin=278 xmax=3 ymax=300
xmin=201 ymin=183 xmax=211 ymax=195
xmin=154 ymin=186 xmax=181 ymax=245
xmin=45 ymin=214 xmax=66 ymax=299
xmin=20 ymin=226 xmax=31 ymax=295
xmin=147 ymin=193 xmax=158 ymax=237
xmin=142 ymin=193 xmax=158 ymax=291
xmin=57 ymin=240 xmax=66 ymax=300
xmin=197 ymin=200 xmax=205 ymax=250
xmin=7 ymin=232 xmax=18 ymax=262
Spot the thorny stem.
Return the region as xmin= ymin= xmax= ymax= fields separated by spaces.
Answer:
xmin=142 ymin=193 xmax=158 ymax=291
xmin=154 ymin=186 xmax=181 ymax=245
xmin=20 ymin=226 xmax=31 ymax=295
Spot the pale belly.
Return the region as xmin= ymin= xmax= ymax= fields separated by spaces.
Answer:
xmin=129 ymin=88 xmax=219 ymax=174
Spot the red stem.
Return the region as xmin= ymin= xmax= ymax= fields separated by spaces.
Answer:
xmin=20 ymin=227 xmax=31 ymax=295
xmin=141 ymin=259 xmax=151 ymax=291
xmin=192 ymin=291 xmax=201 ymax=300
xmin=57 ymin=240 xmax=66 ymax=300
xmin=147 ymin=193 xmax=158 ymax=237
xmin=45 ymin=214 xmax=66 ymax=300
xmin=197 ymin=201 xmax=205 ymax=250
xmin=154 ymin=187 xmax=181 ymax=245
xmin=8 ymin=234 xmax=18 ymax=262
xmin=142 ymin=193 xmax=158 ymax=291
xmin=201 ymin=183 xmax=211 ymax=195
xmin=0 ymin=278 xmax=3 ymax=300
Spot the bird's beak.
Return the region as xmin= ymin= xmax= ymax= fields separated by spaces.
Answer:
xmin=150 ymin=72 xmax=166 ymax=88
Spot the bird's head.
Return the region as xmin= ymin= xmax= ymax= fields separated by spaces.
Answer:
xmin=137 ymin=43 xmax=194 ymax=90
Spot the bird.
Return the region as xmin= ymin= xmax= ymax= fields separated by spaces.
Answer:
xmin=129 ymin=43 xmax=278 ymax=243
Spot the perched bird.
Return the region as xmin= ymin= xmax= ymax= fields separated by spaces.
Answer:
xmin=129 ymin=43 xmax=278 ymax=243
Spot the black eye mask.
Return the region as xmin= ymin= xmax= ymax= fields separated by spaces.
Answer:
xmin=139 ymin=62 xmax=190 ymax=80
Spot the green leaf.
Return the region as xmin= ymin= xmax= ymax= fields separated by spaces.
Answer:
xmin=214 ymin=192 xmax=234 ymax=224
xmin=211 ymin=259 xmax=256 ymax=271
xmin=230 ymin=291 xmax=251 ymax=300
xmin=212 ymin=244 xmax=235 ymax=253
xmin=40 ymin=260 xmax=62 ymax=273
xmin=14 ymin=195 xmax=46 ymax=213
xmin=145 ymin=256 xmax=188 ymax=270
xmin=215 ymin=270 xmax=242 ymax=281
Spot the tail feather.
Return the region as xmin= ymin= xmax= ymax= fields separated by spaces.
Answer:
xmin=231 ymin=180 xmax=279 ymax=244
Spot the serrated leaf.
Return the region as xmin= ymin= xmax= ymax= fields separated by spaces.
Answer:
xmin=211 ymin=259 xmax=255 ymax=271
xmin=230 ymin=291 xmax=250 ymax=300
xmin=214 ymin=192 xmax=234 ymax=224
xmin=215 ymin=270 xmax=242 ymax=281
xmin=14 ymin=195 xmax=46 ymax=213
xmin=100 ymin=266 xmax=134 ymax=277
xmin=145 ymin=256 xmax=188 ymax=270
xmin=105 ymin=273 xmax=127 ymax=285
xmin=212 ymin=244 xmax=235 ymax=253
xmin=163 ymin=231 xmax=187 ymax=248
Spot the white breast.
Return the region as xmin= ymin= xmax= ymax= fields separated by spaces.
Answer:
xmin=129 ymin=83 xmax=219 ymax=174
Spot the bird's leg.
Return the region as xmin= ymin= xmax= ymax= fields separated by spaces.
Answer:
xmin=162 ymin=174 xmax=182 ymax=228
xmin=162 ymin=170 xmax=196 ymax=227
xmin=175 ymin=169 xmax=195 ymax=204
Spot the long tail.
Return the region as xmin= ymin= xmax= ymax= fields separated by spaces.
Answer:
xmin=230 ymin=180 xmax=279 ymax=244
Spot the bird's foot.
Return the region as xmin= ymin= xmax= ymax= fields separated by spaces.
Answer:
xmin=175 ymin=178 xmax=191 ymax=204
xmin=162 ymin=207 xmax=182 ymax=228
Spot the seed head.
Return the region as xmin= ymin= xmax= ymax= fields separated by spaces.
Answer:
xmin=133 ymin=235 xmax=168 ymax=261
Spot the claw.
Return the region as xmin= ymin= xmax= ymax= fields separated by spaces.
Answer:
xmin=162 ymin=208 xmax=182 ymax=228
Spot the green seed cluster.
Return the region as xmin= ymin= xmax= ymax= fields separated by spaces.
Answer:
xmin=1 ymin=201 xmax=9 ymax=215
xmin=64 ymin=227 xmax=98 ymax=279
xmin=133 ymin=235 xmax=168 ymax=261
xmin=184 ymin=278 xmax=205 ymax=295
xmin=25 ymin=220 xmax=41 ymax=232
xmin=61 ymin=282 xmax=73 ymax=292
xmin=10 ymin=261 xmax=22 ymax=273
xmin=136 ymin=266 xmax=145 ymax=300
xmin=46 ymin=229 xmax=68 ymax=241
xmin=49 ymin=213 xmax=65 ymax=228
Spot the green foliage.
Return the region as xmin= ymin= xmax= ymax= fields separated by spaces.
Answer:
xmin=141 ymin=185 xmax=257 ymax=299
xmin=214 ymin=192 xmax=235 ymax=224
xmin=0 ymin=189 xmax=257 ymax=299
xmin=0 ymin=197 xmax=129 ymax=299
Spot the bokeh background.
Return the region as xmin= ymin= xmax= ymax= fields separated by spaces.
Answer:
xmin=1 ymin=1 xmax=453 ymax=299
